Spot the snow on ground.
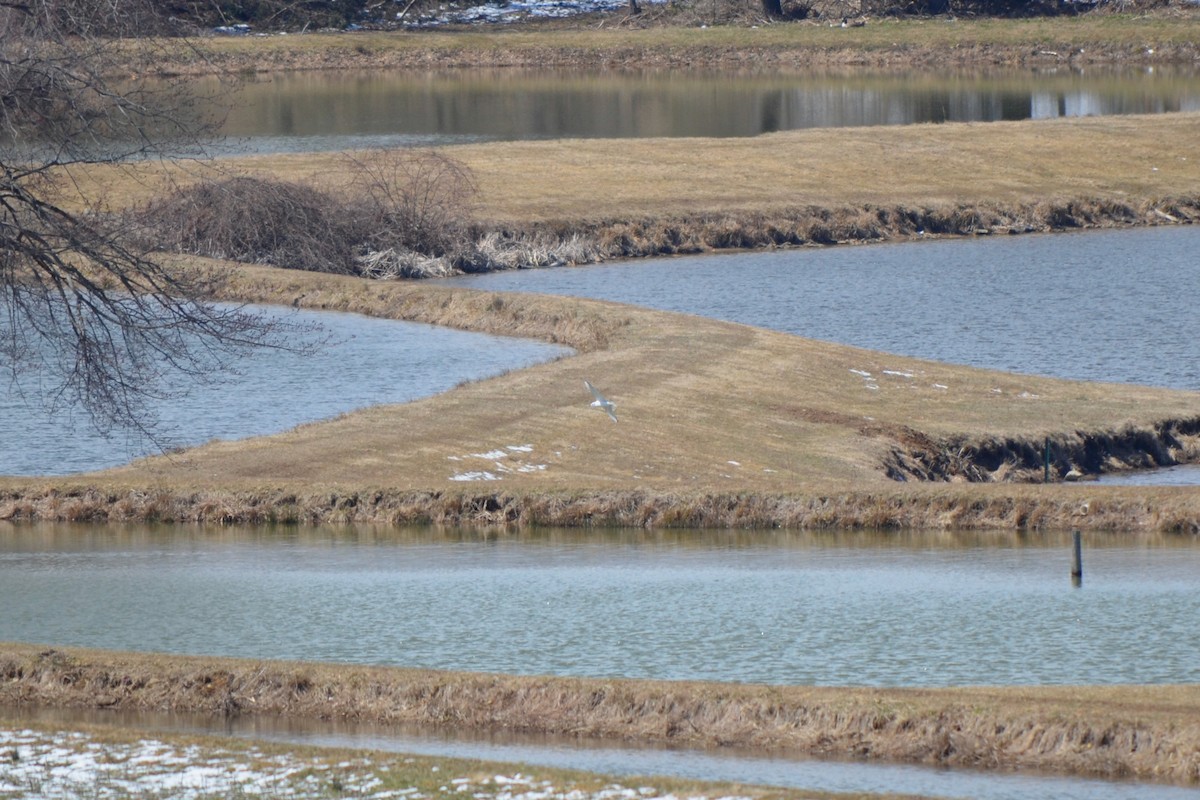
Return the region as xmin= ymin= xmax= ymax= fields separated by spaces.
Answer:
xmin=0 ymin=728 xmax=754 ymax=800
xmin=402 ymin=0 xmax=664 ymax=28
xmin=448 ymin=444 xmax=548 ymax=481
xmin=0 ymin=728 xmax=372 ymax=799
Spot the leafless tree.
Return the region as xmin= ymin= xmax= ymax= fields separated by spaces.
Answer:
xmin=1 ymin=0 xmax=303 ymax=439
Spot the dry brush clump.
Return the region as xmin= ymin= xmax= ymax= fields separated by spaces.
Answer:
xmin=135 ymin=150 xmax=482 ymax=277
xmin=133 ymin=175 xmax=368 ymax=273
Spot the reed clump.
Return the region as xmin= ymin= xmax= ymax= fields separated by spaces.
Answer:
xmin=136 ymin=151 xmax=481 ymax=277
xmin=2 ymin=644 xmax=1198 ymax=783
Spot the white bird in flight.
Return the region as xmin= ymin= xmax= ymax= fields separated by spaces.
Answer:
xmin=584 ymin=380 xmax=618 ymax=422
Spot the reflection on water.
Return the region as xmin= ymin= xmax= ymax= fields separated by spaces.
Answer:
xmin=2 ymin=525 xmax=1198 ymax=687
xmin=0 ymin=307 xmax=569 ymax=476
xmin=201 ymin=67 xmax=1200 ymax=153
xmin=440 ymin=227 xmax=1200 ymax=391
xmin=4 ymin=705 xmax=1195 ymax=800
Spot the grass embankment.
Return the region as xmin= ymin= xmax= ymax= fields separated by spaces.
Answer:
xmin=67 ymin=112 xmax=1200 ymax=258
xmin=2 ymin=263 xmax=1198 ymax=530
xmin=3 ymin=644 xmax=1199 ymax=784
xmin=135 ymin=14 xmax=1200 ymax=73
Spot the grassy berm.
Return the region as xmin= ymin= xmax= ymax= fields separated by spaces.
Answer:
xmin=2 ymin=259 xmax=1198 ymax=530
xmin=2 ymin=644 xmax=1199 ymax=786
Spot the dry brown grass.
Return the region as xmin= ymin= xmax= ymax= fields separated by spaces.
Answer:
xmin=81 ymin=265 xmax=1200 ymax=491
xmin=126 ymin=15 xmax=1200 ymax=74
xmin=3 ymin=644 xmax=1198 ymax=783
xmin=67 ymin=113 xmax=1200 ymax=230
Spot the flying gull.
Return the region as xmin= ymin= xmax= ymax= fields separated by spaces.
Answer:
xmin=584 ymin=380 xmax=618 ymax=422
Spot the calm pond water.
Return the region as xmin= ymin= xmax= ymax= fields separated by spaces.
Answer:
xmin=206 ymin=67 xmax=1200 ymax=153
xmin=3 ymin=526 xmax=1198 ymax=687
xmin=441 ymin=227 xmax=1200 ymax=391
xmin=0 ymin=307 xmax=569 ymax=477
xmin=1099 ymin=464 xmax=1200 ymax=485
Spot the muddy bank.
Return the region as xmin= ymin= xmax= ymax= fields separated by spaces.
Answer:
xmin=1 ymin=645 xmax=1197 ymax=783
xmin=883 ymin=417 xmax=1200 ymax=483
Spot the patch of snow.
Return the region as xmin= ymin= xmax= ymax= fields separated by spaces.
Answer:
xmin=727 ymin=460 xmax=740 ymax=466
xmin=849 ymin=369 xmax=872 ymax=378
xmin=932 ymin=383 xmax=948 ymax=390
xmin=451 ymin=445 xmax=548 ymax=479
xmin=882 ymin=370 xmax=914 ymax=378
xmin=449 ymin=471 xmax=502 ymax=481
xmin=404 ymin=0 xmax=664 ymax=28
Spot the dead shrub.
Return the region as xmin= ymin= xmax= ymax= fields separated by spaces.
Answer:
xmin=137 ymin=150 xmax=479 ymax=277
xmin=137 ymin=176 xmax=366 ymax=273
xmin=338 ymin=149 xmax=478 ymax=262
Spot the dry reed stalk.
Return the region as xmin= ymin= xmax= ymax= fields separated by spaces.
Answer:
xmin=2 ymin=644 xmax=1197 ymax=783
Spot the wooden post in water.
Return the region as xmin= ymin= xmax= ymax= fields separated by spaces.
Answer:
xmin=1071 ymin=530 xmax=1083 ymax=586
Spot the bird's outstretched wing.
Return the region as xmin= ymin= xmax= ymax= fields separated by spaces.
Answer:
xmin=584 ymin=380 xmax=618 ymax=422
xmin=584 ymin=380 xmax=607 ymax=403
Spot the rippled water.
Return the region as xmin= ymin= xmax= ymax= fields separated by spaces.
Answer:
xmin=440 ymin=227 xmax=1200 ymax=391
xmin=0 ymin=307 xmax=569 ymax=476
xmin=3 ymin=527 xmax=1197 ymax=687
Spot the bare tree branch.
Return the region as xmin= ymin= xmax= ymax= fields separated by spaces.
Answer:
xmin=1 ymin=0 xmax=310 ymax=442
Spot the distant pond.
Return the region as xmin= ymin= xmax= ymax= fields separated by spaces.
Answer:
xmin=201 ymin=67 xmax=1200 ymax=153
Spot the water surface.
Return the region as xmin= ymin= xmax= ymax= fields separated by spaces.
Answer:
xmin=1098 ymin=464 xmax=1200 ymax=485
xmin=3 ymin=526 xmax=1197 ymax=687
xmin=440 ymin=227 xmax=1200 ymax=390
xmin=205 ymin=68 xmax=1200 ymax=153
xmin=1 ymin=307 xmax=569 ymax=476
